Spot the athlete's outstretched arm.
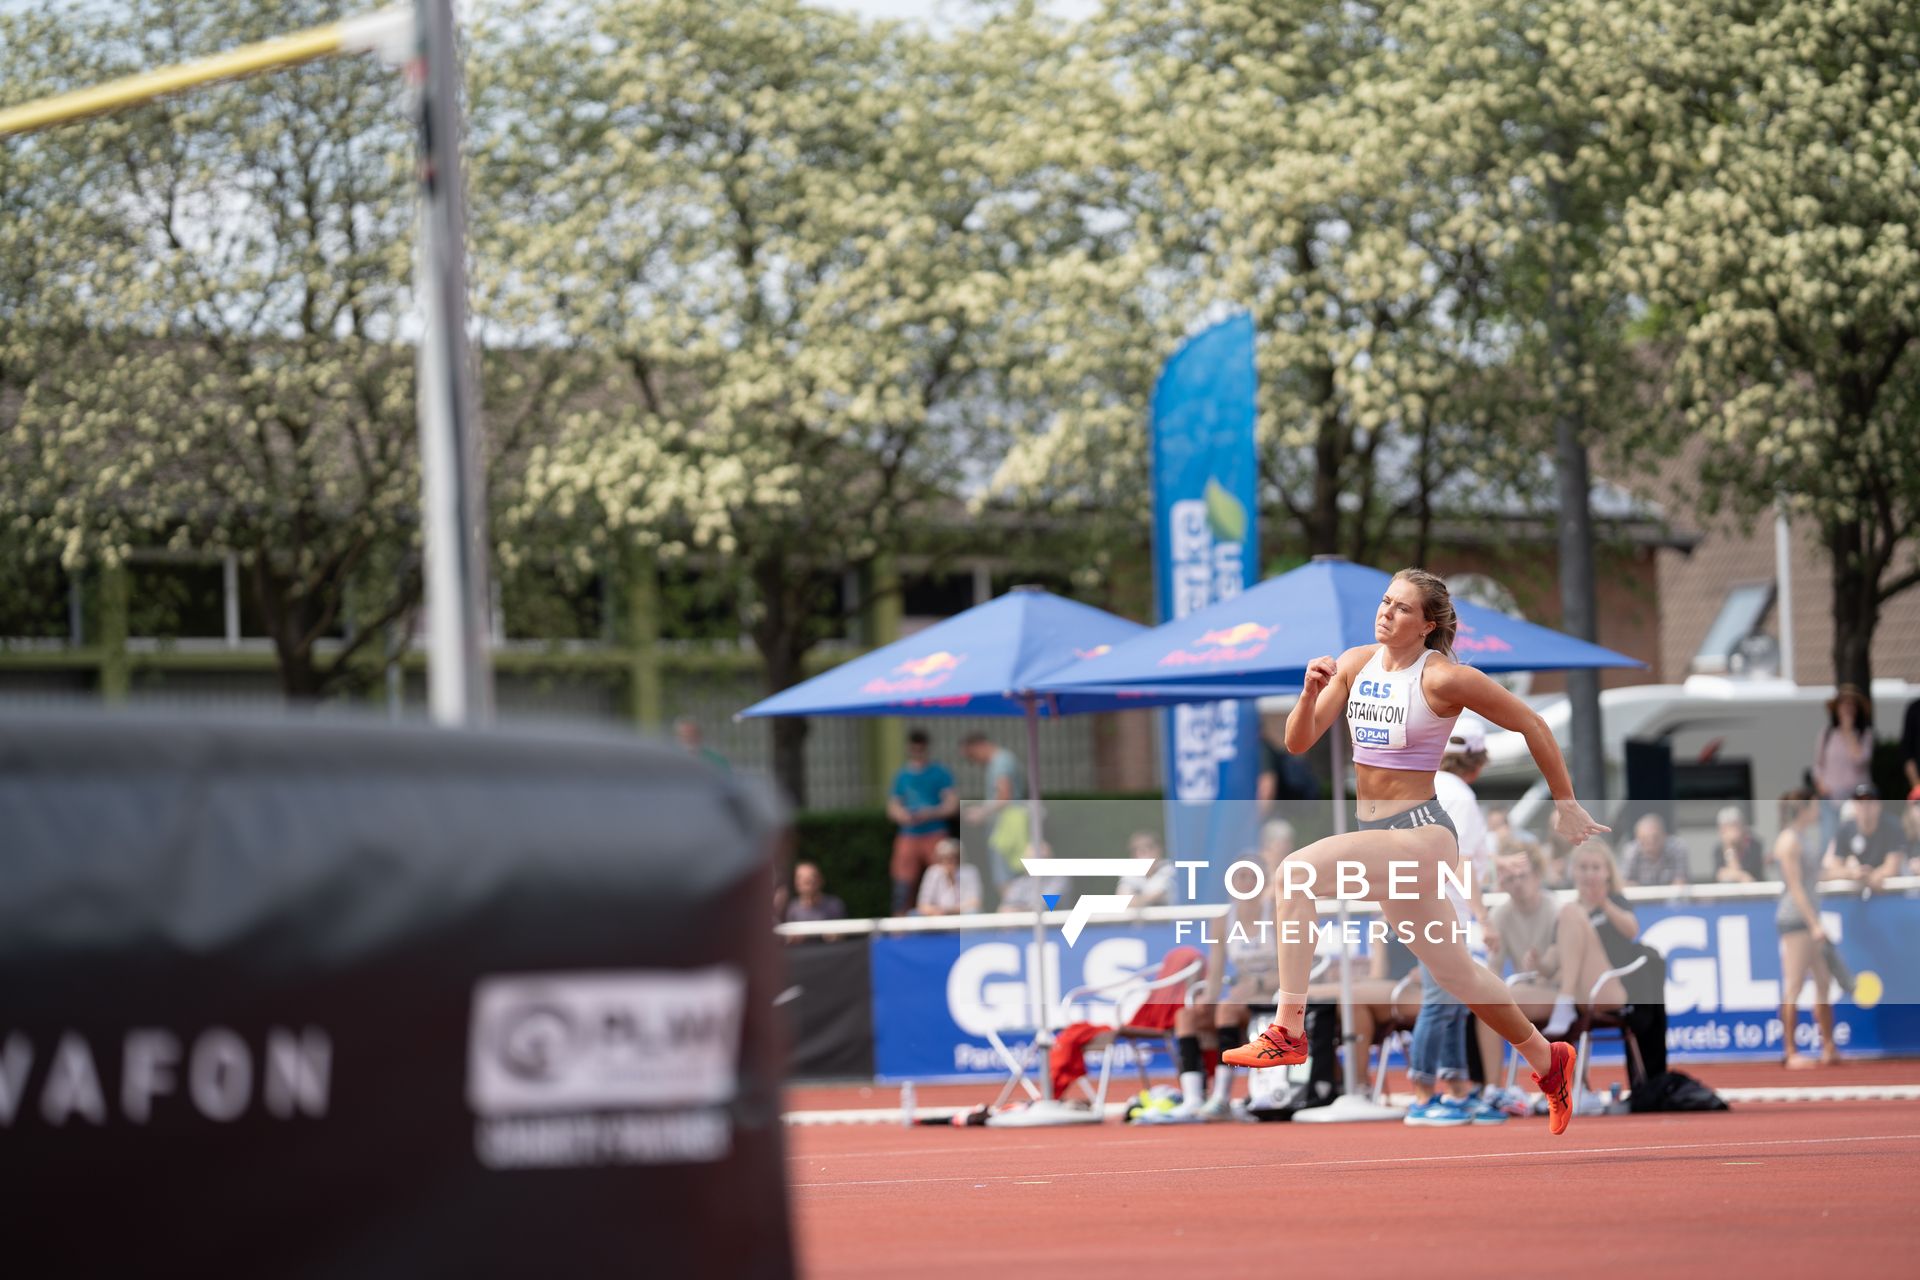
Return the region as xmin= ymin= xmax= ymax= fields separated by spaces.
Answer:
xmin=1282 ymin=646 xmax=1369 ymax=754
xmin=1431 ymin=661 xmax=1609 ymax=845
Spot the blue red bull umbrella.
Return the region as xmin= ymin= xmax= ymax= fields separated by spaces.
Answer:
xmin=737 ymin=586 xmax=1269 ymax=719
xmin=1036 ymin=557 xmax=1642 ymax=695
xmin=738 ymin=586 xmax=1267 ymax=1117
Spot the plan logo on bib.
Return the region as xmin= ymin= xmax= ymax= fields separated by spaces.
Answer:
xmin=1019 ymin=858 xmax=1156 ymax=946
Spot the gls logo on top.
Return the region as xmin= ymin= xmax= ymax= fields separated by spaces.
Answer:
xmin=467 ymin=968 xmax=745 ymax=1170
xmin=1019 ymin=857 xmax=1156 ymax=946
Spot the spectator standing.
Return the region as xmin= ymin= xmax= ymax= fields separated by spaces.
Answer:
xmin=960 ymin=732 xmax=1027 ymax=884
xmin=1823 ymin=783 xmax=1905 ymax=890
xmin=1115 ymin=831 xmax=1178 ymax=906
xmin=1902 ymin=695 xmax=1920 ymax=800
xmin=1712 ymin=806 xmax=1767 ymax=883
xmin=886 ymin=729 xmax=957 ymax=915
xmin=781 ymin=862 xmax=847 ymax=933
xmin=1773 ymin=790 xmax=1838 ymax=1068
xmin=1812 ymin=685 xmax=1874 ymax=856
xmin=915 ymin=838 xmax=983 ymax=916
xmin=674 ymin=715 xmax=730 ymax=772
xmin=1620 ymin=813 xmax=1690 ymax=887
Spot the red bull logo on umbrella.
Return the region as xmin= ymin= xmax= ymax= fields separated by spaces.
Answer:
xmin=863 ymin=649 xmax=967 ymax=695
xmin=1157 ymin=620 xmax=1275 ymax=667
xmin=1073 ymin=644 xmax=1113 ymax=660
xmin=1451 ymin=623 xmax=1513 ymax=656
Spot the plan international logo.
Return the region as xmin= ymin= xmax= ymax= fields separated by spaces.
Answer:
xmin=1018 ymin=858 xmax=1155 ymax=947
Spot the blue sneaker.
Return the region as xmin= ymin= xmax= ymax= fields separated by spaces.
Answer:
xmin=1403 ymin=1096 xmax=1471 ymax=1127
xmin=1464 ymin=1090 xmax=1509 ymax=1125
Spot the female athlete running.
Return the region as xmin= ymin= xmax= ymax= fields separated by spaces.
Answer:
xmin=1221 ymin=569 xmax=1608 ymax=1134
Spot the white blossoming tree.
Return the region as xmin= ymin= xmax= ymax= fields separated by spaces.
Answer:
xmin=992 ymin=0 xmax=1561 ymax=570
xmin=473 ymin=0 xmax=1106 ymax=800
xmin=0 ymin=0 xmax=435 ymax=698
xmin=1605 ymin=0 xmax=1920 ymax=689
xmin=0 ymin=0 xmax=572 ymax=698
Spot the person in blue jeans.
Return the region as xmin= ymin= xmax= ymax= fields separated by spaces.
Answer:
xmin=1404 ymin=978 xmax=1500 ymax=1125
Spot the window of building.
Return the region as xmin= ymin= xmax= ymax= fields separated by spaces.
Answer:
xmin=1692 ymin=582 xmax=1775 ymax=674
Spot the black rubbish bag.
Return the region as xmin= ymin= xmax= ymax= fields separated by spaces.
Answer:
xmin=1628 ymin=1070 xmax=1731 ymax=1113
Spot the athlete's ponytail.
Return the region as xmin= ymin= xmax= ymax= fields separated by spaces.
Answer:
xmin=1393 ymin=568 xmax=1456 ymax=659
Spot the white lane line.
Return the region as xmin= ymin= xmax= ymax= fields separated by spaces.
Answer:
xmin=783 ymin=1084 xmax=1920 ymax=1126
xmin=787 ymin=1137 xmax=1167 ymax=1161
xmin=790 ymin=1131 xmax=1920 ymax=1190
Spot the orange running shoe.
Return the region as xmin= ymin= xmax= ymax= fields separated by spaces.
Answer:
xmin=1221 ymin=1023 xmax=1309 ymax=1069
xmin=1532 ymin=1040 xmax=1578 ymax=1136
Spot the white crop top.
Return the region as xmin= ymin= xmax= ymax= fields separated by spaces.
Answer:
xmin=1346 ymin=647 xmax=1458 ymax=771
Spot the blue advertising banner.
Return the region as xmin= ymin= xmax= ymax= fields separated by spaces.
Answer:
xmin=870 ymin=922 xmax=1183 ymax=1083
xmin=1628 ymin=895 xmax=1920 ymax=1061
xmin=868 ymin=896 xmax=1920 ymax=1082
xmin=1151 ymin=313 xmax=1262 ymax=894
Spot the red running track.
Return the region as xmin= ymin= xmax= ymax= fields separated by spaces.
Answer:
xmin=789 ymin=1100 xmax=1920 ymax=1277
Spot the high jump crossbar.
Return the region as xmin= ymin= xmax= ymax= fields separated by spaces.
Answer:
xmin=0 ymin=4 xmax=494 ymax=728
xmin=0 ymin=8 xmax=413 ymax=138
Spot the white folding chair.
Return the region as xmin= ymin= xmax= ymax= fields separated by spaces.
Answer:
xmin=1502 ymin=954 xmax=1652 ymax=1096
xmin=1370 ymin=969 xmax=1424 ymax=1105
xmin=982 ymin=955 xmax=1205 ymax=1113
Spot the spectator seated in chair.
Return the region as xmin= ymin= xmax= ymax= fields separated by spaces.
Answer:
xmin=1824 ymin=783 xmax=1906 ymax=891
xmin=1303 ymin=929 xmax=1415 ymax=1096
xmin=914 ymin=838 xmax=982 ymax=916
xmin=1713 ymin=805 xmax=1767 ymax=883
xmin=1163 ymin=821 xmax=1295 ymax=1121
xmin=1620 ymin=812 xmax=1690 ymax=888
xmin=1114 ymin=831 xmax=1177 ymax=906
xmin=779 ymin=862 xmax=848 ymax=944
xmin=1492 ymin=843 xmax=1628 ymax=1038
xmin=1499 ymin=841 xmax=1667 ymax=1095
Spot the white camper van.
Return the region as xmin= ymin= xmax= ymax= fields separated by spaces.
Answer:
xmin=1477 ymin=676 xmax=1918 ymax=876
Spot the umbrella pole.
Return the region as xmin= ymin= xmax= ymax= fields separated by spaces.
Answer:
xmin=989 ymin=693 xmax=1102 ymax=1126
xmin=1022 ymin=693 xmax=1054 ymax=1102
xmin=1333 ymin=735 xmax=1358 ymax=1098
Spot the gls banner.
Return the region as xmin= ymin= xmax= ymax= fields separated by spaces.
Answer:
xmin=1151 ymin=313 xmax=1262 ymax=897
xmin=1627 ymin=895 xmax=1920 ymax=1061
xmin=869 ymin=923 xmax=1185 ymax=1082
xmin=867 ymin=897 xmax=1920 ymax=1081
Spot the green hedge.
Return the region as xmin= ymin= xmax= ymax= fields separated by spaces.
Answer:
xmin=793 ymin=809 xmax=896 ymax=920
